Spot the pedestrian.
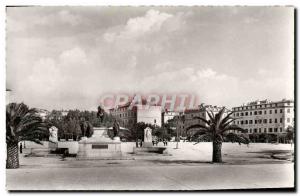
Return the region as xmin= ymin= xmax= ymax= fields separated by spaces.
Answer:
xmin=19 ymin=143 xmax=23 ymax=154
xmin=136 ymin=139 xmax=139 ymax=148
xmin=152 ymin=140 xmax=155 ymax=146
xmin=140 ymin=139 xmax=143 ymax=147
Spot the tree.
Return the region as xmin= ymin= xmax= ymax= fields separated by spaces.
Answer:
xmin=6 ymin=103 xmax=48 ymax=169
xmin=187 ymin=107 xmax=249 ymax=163
xmin=125 ymin=122 xmax=155 ymax=141
xmin=286 ymin=126 xmax=294 ymax=144
xmin=80 ymin=120 xmax=94 ymax=138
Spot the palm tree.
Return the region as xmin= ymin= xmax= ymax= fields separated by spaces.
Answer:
xmin=6 ymin=103 xmax=48 ymax=169
xmin=187 ymin=107 xmax=249 ymax=163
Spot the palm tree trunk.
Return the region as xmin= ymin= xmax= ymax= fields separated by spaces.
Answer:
xmin=6 ymin=142 xmax=19 ymax=169
xmin=212 ymin=141 xmax=222 ymax=163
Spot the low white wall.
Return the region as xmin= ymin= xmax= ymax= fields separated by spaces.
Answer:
xmin=58 ymin=141 xmax=79 ymax=154
xmin=21 ymin=141 xmax=49 ymax=149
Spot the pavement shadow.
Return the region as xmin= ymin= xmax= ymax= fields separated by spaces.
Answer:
xmin=148 ymin=160 xmax=211 ymax=164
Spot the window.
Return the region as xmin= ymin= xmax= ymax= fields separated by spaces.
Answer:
xmin=264 ymin=119 xmax=267 ymax=124
xmin=245 ymin=112 xmax=248 ymax=116
xmin=269 ymin=128 xmax=273 ymax=132
xmin=275 ymin=119 xmax=277 ymax=123
xmin=269 ymin=119 xmax=272 ymax=123
xmin=280 ymin=118 xmax=283 ymax=123
xmin=249 ymin=129 xmax=252 ymax=133
xmin=258 ymin=119 xmax=262 ymax=124
xmin=254 ymin=120 xmax=257 ymax=124
xmin=254 ymin=128 xmax=257 ymax=133
xmin=264 ymin=128 xmax=267 ymax=133
xmin=280 ymin=109 xmax=283 ymax=113
xmin=259 ymin=111 xmax=262 ymax=115
xmin=245 ymin=120 xmax=248 ymax=124
xmin=241 ymin=113 xmax=244 ymax=116
xmin=249 ymin=120 xmax=253 ymax=124
xmin=241 ymin=121 xmax=243 ymax=125
xmin=274 ymin=128 xmax=278 ymax=132
xmin=264 ymin=110 xmax=267 ymax=114
xmin=254 ymin=111 xmax=257 ymax=115
xmin=280 ymin=128 xmax=283 ymax=132
xmin=287 ymin=118 xmax=290 ymax=123
xmin=250 ymin=112 xmax=252 ymax=115
xmin=287 ymin=109 xmax=290 ymax=113
xmin=237 ymin=113 xmax=239 ymax=116
xmin=275 ymin=109 xmax=277 ymax=114
xmin=269 ymin=110 xmax=272 ymax=114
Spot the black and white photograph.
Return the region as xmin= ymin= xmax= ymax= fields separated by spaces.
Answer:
xmin=5 ymin=5 xmax=295 ymax=191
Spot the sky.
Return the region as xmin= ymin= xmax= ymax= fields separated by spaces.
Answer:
xmin=6 ymin=6 xmax=294 ymax=111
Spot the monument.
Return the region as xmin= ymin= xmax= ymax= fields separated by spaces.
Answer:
xmin=133 ymin=127 xmax=169 ymax=155
xmin=77 ymin=106 xmax=122 ymax=159
xmin=77 ymin=127 xmax=122 ymax=160
xmin=143 ymin=127 xmax=153 ymax=147
xmin=48 ymin=126 xmax=58 ymax=151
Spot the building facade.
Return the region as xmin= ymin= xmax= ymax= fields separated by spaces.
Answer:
xmin=109 ymin=102 xmax=162 ymax=128
xmin=232 ymin=99 xmax=294 ymax=135
xmin=184 ymin=104 xmax=230 ymax=136
xmin=109 ymin=102 xmax=137 ymax=128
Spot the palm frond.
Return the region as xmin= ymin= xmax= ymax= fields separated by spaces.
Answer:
xmin=219 ymin=111 xmax=234 ymax=127
xmin=215 ymin=107 xmax=226 ymax=126
xmin=193 ymin=116 xmax=210 ymax=125
xmin=206 ymin=110 xmax=215 ymax=122
xmin=193 ymin=133 xmax=212 ymax=144
xmin=219 ymin=118 xmax=236 ymax=131
xmin=221 ymin=124 xmax=247 ymax=133
xmin=225 ymin=133 xmax=249 ymax=144
xmin=186 ymin=124 xmax=209 ymax=131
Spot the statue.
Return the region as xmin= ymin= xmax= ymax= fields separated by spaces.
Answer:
xmin=97 ymin=105 xmax=105 ymax=123
xmin=49 ymin=126 xmax=58 ymax=143
xmin=112 ymin=119 xmax=120 ymax=137
xmin=144 ymin=127 xmax=152 ymax=143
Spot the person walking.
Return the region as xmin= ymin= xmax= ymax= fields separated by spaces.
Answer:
xmin=19 ymin=143 xmax=23 ymax=154
xmin=140 ymin=139 xmax=143 ymax=147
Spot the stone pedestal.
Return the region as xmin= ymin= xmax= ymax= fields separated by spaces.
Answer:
xmin=142 ymin=142 xmax=153 ymax=147
xmin=77 ymin=127 xmax=122 ymax=160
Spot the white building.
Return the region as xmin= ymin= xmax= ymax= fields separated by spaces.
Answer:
xmin=232 ymin=99 xmax=294 ymax=134
xmin=136 ymin=105 xmax=162 ymax=127
xmin=162 ymin=109 xmax=180 ymax=125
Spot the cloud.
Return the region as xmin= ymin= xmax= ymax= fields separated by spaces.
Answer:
xmin=6 ymin=7 xmax=294 ymax=110
xmin=103 ymin=9 xmax=173 ymax=42
xmin=58 ymin=10 xmax=82 ymax=26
